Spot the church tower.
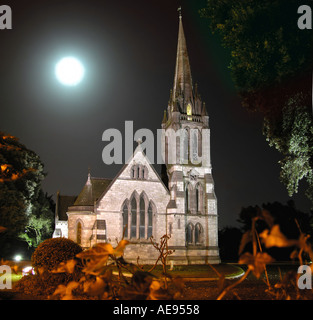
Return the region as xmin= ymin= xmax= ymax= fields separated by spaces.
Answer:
xmin=162 ymin=9 xmax=220 ymax=264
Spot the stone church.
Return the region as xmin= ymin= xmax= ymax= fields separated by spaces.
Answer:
xmin=53 ymin=12 xmax=220 ymax=265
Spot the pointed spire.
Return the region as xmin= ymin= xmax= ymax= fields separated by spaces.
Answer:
xmin=162 ymin=110 xmax=167 ymax=124
xmin=85 ymin=167 xmax=93 ymax=205
xmin=86 ymin=166 xmax=91 ymax=186
xmin=172 ymin=101 xmax=179 ymax=112
xmin=195 ymin=83 xmax=199 ymax=99
xmin=55 ymin=190 xmax=60 ymax=223
xmin=168 ymin=89 xmax=173 ymax=105
xmin=136 ymin=137 xmax=142 ymax=145
xmin=172 ymin=9 xmax=193 ymax=112
xmin=201 ymin=102 xmax=208 ymax=117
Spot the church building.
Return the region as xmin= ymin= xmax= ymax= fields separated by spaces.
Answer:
xmin=53 ymin=11 xmax=220 ymax=265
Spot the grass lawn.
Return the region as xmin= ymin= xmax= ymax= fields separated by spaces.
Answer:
xmin=10 ymin=273 xmax=23 ymax=284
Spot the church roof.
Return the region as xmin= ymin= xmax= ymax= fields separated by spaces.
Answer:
xmin=56 ymin=194 xmax=77 ymax=221
xmin=74 ymin=176 xmax=112 ymax=206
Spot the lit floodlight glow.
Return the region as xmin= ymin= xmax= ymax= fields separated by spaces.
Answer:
xmin=55 ymin=57 xmax=85 ymax=86
xmin=14 ymin=255 xmax=22 ymax=262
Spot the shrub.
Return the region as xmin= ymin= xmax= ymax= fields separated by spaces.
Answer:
xmin=31 ymin=237 xmax=82 ymax=272
xmin=14 ymin=274 xmax=46 ymax=297
xmin=15 ymin=238 xmax=83 ymax=298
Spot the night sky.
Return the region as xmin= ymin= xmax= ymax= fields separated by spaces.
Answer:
xmin=0 ymin=0 xmax=311 ymax=229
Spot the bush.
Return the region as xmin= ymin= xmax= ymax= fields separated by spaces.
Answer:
xmin=14 ymin=274 xmax=47 ymax=297
xmin=31 ymin=237 xmax=82 ymax=272
xmin=15 ymin=238 xmax=83 ymax=297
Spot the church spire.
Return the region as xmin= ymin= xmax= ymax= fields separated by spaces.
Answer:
xmin=84 ymin=167 xmax=93 ymax=205
xmin=172 ymin=8 xmax=194 ymax=114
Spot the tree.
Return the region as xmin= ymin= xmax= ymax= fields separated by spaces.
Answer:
xmin=0 ymin=132 xmax=54 ymax=253
xmin=0 ymin=184 xmax=27 ymax=236
xmin=201 ymin=0 xmax=313 ymax=204
xmin=19 ymin=190 xmax=55 ymax=247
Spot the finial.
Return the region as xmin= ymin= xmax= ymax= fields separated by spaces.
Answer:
xmin=168 ymin=89 xmax=173 ymax=105
xmin=201 ymin=102 xmax=208 ymax=117
xmin=162 ymin=110 xmax=167 ymax=124
xmin=87 ymin=166 xmax=91 ymax=185
xmin=136 ymin=138 xmax=142 ymax=145
xmin=178 ymin=6 xmax=182 ymax=19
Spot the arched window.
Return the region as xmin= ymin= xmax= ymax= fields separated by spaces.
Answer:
xmin=142 ymin=166 xmax=148 ymax=180
xmin=196 ymin=186 xmax=199 ymax=213
xmin=191 ymin=129 xmax=198 ymax=163
xmin=186 ymin=223 xmax=194 ymax=244
xmin=130 ymin=165 xmax=140 ymax=179
xmin=187 ymin=103 xmax=192 ymax=117
xmin=131 ymin=166 xmax=136 ymax=179
xmin=185 ymin=183 xmax=191 ymax=213
xmin=185 ymin=186 xmax=189 ymax=213
xmin=165 ymin=135 xmax=169 ymax=165
xmin=181 ymin=128 xmax=189 ymax=164
xmin=122 ymin=195 xmax=155 ymax=241
xmin=168 ymin=222 xmax=173 ymax=235
xmin=195 ymin=223 xmax=203 ymax=244
xmin=198 ymin=130 xmax=202 ymax=158
xmin=195 ymin=183 xmax=203 ymax=213
xmin=76 ymin=221 xmax=82 ymax=245
xmin=148 ymin=203 xmax=153 ymax=238
xmin=137 ymin=166 xmax=141 ymax=179
xmin=130 ymin=164 xmax=148 ymax=180
xmin=131 ymin=197 xmax=137 ymax=238
xmin=139 ymin=196 xmax=145 ymax=238
xmin=122 ymin=203 xmax=128 ymax=239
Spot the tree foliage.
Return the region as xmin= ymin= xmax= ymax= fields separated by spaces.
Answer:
xmin=263 ymin=93 xmax=313 ymax=201
xmin=202 ymin=0 xmax=313 ymax=203
xmin=0 ymin=132 xmax=54 ymax=249
xmin=19 ymin=190 xmax=55 ymax=247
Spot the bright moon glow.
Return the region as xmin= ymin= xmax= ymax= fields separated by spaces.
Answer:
xmin=55 ymin=57 xmax=85 ymax=86
xmin=15 ymin=255 xmax=22 ymax=262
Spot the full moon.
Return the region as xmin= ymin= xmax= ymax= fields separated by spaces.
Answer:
xmin=55 ymin=57 xmax=85 ymax=86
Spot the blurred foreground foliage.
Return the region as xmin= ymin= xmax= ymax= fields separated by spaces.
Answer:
xmin=16 ymin=235 xmax=184 ymax=300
